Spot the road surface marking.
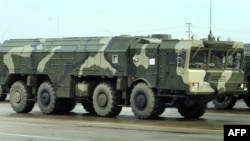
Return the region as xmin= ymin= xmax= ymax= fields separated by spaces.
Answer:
xmin=0 ymin=132 xmax=88 ymax=141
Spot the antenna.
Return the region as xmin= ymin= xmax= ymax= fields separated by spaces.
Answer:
xmin=210 ymin=0 xmax=212 ymax=32
xmin=186 ymin=22 xmax=192 ymax=40
xmin=208 ymin=0 xmax=215 ymax=41
xmin=57 ymin=19 xmax=59 ymax=38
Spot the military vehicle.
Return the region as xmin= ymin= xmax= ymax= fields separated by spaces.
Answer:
xmin=212 ymin=44 xmax=250 ymax=109
xmin=0 ymin=34 xmax=248 ymax=119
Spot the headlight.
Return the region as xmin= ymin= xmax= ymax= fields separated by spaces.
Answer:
xmin=189 ymin=82 xmax=199 ymax=90
xmin=193 ymin=83 xmax=199 ymax=89
xmin=239 ymin=82 xmax=248 ymax=91
xmin=240 ymin=83 xmax=244 ymax=89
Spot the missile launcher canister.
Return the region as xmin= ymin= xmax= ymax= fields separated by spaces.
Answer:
xmin=0 ymin=35 xmax=248 ymax=119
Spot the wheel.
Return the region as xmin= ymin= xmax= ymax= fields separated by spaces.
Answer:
xmin=130 ymin=83 xmax=160 ymax=119
xmin=9 ymin=81 xmax=35 ymax=113
xmin=177 ymin=104 xmax=207 ymax=119
xmin=243 ymin=95 xmax=250 ymax=108
xmin=154 ymin=99 xmax=165 ymax=116
xmin=82 ymin=82 xmax=96 ymax=114
xmin=82 ymin=101 xmax=96 ymax=114
xmin=59 ymin=98 xmax=76 ymax=113
xmin=212 ymin=96 xmax=237 ymax=109
xmin=0 ymin=94 xmax=7 ymax=101
xmin=37 ymin=82 xmax=60 ymax=114
xmin=92 ymin=82 xmax=122 ymax=117
xmin=0 ymin=87 xmax=7 ymax=101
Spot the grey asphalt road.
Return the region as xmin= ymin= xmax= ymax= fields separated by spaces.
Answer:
xmin=0 ymin=100 xmax=250 ymax=141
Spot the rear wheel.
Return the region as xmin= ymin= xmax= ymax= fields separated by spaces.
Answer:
xmin=212 ymin=96 xmax=237 ymax=109
xmin=177 ymin=104 xmax=207 ymax=119
xmin=9 ymin=81 xmax=35 ymax=113
xmin=0 ymin=87 xmax=7 ymax=101
xmin=0 ymin=94 xmax=7 ymax=101
xmin=93 ymin=82 xmax=122 ymax=117
xmin=154 ymin=99 xmax=165 ymax=116
xmin=82 ymin=82 xmax=97 ymax=114
xmin=82 ymin=101 xmax=96 ymax=114
xmin=130 ymin=83 xmax=160 ymax=119
xmin=59 ymin=98 xmax=76 ymax=113
xmin=37 ymin=82 xmax=60 ymax=114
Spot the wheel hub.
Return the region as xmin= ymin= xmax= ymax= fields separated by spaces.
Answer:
xmin=135 ymin=94 xmax=146 ymax=109
xmin=97 ymin=93 xmax=107 ymax=107
xmin=13 ymin=91 xmax=21 ymax=103
xmin=40 ymin=92 xmax=50 ymax=105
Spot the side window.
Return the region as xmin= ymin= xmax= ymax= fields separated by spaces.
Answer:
xmin=168 ymin=52 xmax=177 ymax=64
xmin=177 ymin=51 xmax=186 ymax=68
xmin=227 ymin=51 xmax=242 ymax=69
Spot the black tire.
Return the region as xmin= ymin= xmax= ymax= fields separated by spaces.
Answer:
xmin=92 ymin=82 xmax=122 ymax=117
xmin=59 ymin=98 xmax=76 ymax=113
xmin=154 ymin=99 xmax=165 ymax=116
xmin=82 ymin=101 xmax=96 ymax=114
xmin=130 ymin=83 xmax=160 ymax=119
xmin=82 ymin=82 xmax=97 ymax=114
xmin=212 ymin=96 xmax=237 ymax=109
xmin=37 ymin=82 xmax=60 ymax=114
xmin=177 ymin=104 xmax=207 ymax=119
xmin=9 ymin=81 xmax=35 ymax=113
xmin=243 ymin=95 xmax=250 ymax=108
xmin=0 ymin=94 xmax=7 ymax=101
xmin=0 ymin=86 xmax=7 ymax=101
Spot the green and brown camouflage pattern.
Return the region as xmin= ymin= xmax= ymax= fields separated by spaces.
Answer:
xmin=0 ymin=35 xmax=248 ymax=99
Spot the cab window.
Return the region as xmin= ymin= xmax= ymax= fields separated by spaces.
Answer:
xmin=177 ymin=51 xmax=186 ymax=68
xmin=189 ymin=49 xmax=208 ymax=69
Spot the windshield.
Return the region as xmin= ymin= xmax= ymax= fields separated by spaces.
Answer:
xmin=209 ymin=50 xmax=226 ymax=68
xmin=189 ymin=48 xmax=243 ymax=69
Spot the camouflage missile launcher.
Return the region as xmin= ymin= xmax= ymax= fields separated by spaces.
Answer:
xmin=0 ymin=35 xmax=248 ymax=119
xmin=212 ymin=43 xmax=250 ymax=109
